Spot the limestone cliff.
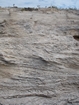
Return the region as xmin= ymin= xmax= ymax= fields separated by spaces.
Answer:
xmin=0 ymin=7 xmax=79 ymax=105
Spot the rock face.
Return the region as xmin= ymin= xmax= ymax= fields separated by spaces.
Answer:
xmin=0 ymin=7 xmax=79 ymax=105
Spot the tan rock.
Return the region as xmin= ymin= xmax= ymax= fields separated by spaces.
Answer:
xmin=0 ymin=7 xmax=79 ymax=105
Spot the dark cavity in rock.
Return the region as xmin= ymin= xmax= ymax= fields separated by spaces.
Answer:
xmin=73 ymin=35 xmax=79 ymax=41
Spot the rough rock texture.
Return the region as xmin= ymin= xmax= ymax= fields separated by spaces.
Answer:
xmin=0 ymin=7 xmax=79 ymax=105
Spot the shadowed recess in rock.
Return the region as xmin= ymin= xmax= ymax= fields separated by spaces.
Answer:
xmin=73 ymin=35 xmax=79 ymax=41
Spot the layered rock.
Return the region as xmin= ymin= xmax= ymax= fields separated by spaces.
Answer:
xmin=0 ymin=7 xmax=79 ymax=105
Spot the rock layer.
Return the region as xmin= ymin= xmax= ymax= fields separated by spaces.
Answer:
xmin=0 ymin=7 xmax=79 ymax=105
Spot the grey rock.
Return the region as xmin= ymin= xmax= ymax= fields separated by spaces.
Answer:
xmin=0 ymin=7 xmax=79 ymax=105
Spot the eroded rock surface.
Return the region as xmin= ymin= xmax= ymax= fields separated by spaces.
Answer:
xmin=0 ymin=7 xmax=79 ymax=105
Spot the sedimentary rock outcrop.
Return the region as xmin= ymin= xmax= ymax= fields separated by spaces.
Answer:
xmin=0 ymin=7 xmax=79 ymax=105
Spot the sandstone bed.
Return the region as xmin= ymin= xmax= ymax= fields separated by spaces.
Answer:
xmin=0 ymin=7 xmax=79 ymax=105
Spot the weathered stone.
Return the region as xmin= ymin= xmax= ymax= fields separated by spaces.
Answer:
xmin=0 ymin=7 xmax=79 ymax=105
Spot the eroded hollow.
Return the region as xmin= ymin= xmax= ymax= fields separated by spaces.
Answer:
xmin=73 ymin=35 xmax=79 ymax=41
